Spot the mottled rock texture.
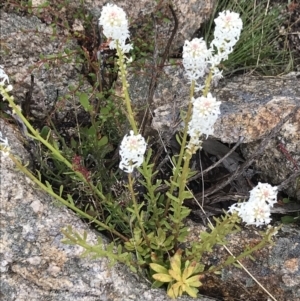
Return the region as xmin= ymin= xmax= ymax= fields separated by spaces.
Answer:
xmin=0 ymin=11 xmax=91 ymax=121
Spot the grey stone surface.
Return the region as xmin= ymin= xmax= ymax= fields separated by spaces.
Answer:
xmin=0 ymin=11 xmax=91 ymax=121
xmin=0 ymin=119 xmax=215 ymax=301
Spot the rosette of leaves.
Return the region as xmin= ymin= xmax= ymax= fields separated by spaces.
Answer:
xmin=150 ymin=249 xmax=204 ymax=299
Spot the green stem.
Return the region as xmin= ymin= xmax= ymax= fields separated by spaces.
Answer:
xmin=164 ymin=80 xmax=195 ymax=217
xmin=202 ymin=69 xmax=213 ymax=97
xmin=116 ymin=42 xmax=138 ymax=134
xmin=173 ymin=148 xmax=193 ymax=244
xmin=8 ymin=152 xmax=128 ymax=242
xmin=141 ymin=158 xmax=160 ymax=229
xmin=61 ymin=228 xmax=136 ymax=267
xmin=128 ymin=173 xmax=150 ymax=248
xmin=1 ymin=87 xmax=106 ymax=202
xmin=205 ymin=226 xmax=278 ymax=275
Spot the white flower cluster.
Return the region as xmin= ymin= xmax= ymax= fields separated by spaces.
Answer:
xmin=187 ymin=93 xmax=221 ymax=150
xmin=210 ymin=11 xmax=243 ymax=76
xmin=182 ymin=38 xmax=211 ymax=81
xmin=99 ymin=3 xmax=132 ymax=53
xmin=119 ymin=130 xmax=147 ymax=173
xmin=182 ymin=11 xmax=242 ymax=150
xmin=229 ymin=182 xmax=278 ymax=227
xmin=0 ymin=131 xmax=10 ymax=157
xmin=183 ymin=11 xmax=242 ymax=82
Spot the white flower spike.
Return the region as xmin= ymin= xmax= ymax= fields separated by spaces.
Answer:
xmin=99 ymin=4 xmax=132 ymax=53
xmin=210 ymin=11 xmax=243 ymax=70
xmin=229 ymin=182 xmax=278 ymax=227
xmin=187 ymin=93 xmax=221 ymax=150
xmin=183 ymin=38 xmax=211 ymax=81
xmin=119 ymin=130 xmax=147 ymax=173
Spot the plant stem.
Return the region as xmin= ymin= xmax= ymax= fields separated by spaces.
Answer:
xmin=202 ymin=69 xmax=213 ymax=97
xmin=164 ymin=80 xmax=195 ymax=217
xmin=141 ymin=158 xmax=160 ymax=229
xmin=128 ymin=173 xmax=150 ymax=247
xmin=116 ymin=43 xmax=138 ymax=134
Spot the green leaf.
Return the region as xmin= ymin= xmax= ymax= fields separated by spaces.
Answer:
xmin=166 ymin=192 xmax=180 ymax=203
xmin=184 ymin=285 xmax=198 ymax=298
xmin=59 ymin=185 xmax=64 ymax=197
xmin=150 ymin=263 xmax=169 ymax=274
xmin=79 ymin=92 xmax=91 ymax=111
xmin=185 ymin=275 xmax=201 ymax=287
xmin=129 ymin=265 xmax=137 ymax=273
xmin=97 ymin=136 xmax=108 ymax=147
xmin=70 ymin=137 xmax=77 ymax=149
xmin=67 ymin=194 xmax=75 ymax=206
xmin=151 ymin=280 xmax=164 ymax=288
xmin=40 ymin=126 xmax=51 ymax=140
xmin=281 ymin=215 xmax=297 ymax=224
xmin=100 ymin=107 xmax=110 ymax=116
xmin=152 ymin=273 xmax=173 ymax=282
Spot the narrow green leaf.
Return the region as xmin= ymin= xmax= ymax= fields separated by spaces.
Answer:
xmin=59 ymin=185 xmax=63 ymax=197
xmin=152 ymin=273 xmax=173 ymax=283
xmin=150 ymin=263 xmax=169 ymax=274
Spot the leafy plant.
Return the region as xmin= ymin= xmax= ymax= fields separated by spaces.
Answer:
xmin=150 ymin=250 xmax=204 ymax=299
xmin=0 ymin=2 xmax=287 ymax=300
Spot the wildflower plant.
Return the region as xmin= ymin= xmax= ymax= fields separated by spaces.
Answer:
xmin=0 ymin=5 xmax=281 ymax=300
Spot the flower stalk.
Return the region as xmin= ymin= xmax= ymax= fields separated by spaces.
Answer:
xmin=128 ymin=173 xmax=150 ymax=247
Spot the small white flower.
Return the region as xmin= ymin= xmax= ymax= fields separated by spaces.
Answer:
xmin=214 ymin=10 xmax=243 ymax=37
xmin=99 ymin=4 xmax=132 ymax=53
xmin=183 ymin=38 xmax=211 ymax=81
xmin=192 ymin=93 xmax=221 ymax=117
xmin=229 ymin=198 xmax=271 ymax=227
xmin=228 ymin=182 xmax=278 ymax=227
xmin=188 ymin=93 xmax=221 ymax=139
xmin=249 ymin=182 xmax=278 ymax=207
xmin=119 ymin=130 xmax=147 ymax=173
xmin=0 ymin=131 xmax=10 ymax=157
